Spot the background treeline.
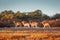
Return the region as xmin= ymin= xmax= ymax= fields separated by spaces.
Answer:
xmin=0 ymin=9 xmax=60 ymax=21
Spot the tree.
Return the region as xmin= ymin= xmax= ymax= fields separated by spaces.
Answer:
xmin=51 ymin=13 xmax=60 ymax=20
xmin=14 ymin=11 xmax=25 ymax=19
xmin=28 ymin=9 xmax=42 ymax=21
xmin=0 ymin=10 xmax=14 ymax=20
xmin=42 ymin=14 xmax=50 ymax=20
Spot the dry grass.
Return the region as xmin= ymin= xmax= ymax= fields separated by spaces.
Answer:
xmin=0 ymin=28 xmax=60 ymax=40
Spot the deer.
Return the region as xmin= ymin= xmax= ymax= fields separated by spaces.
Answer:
xmin=42 ymin=20 xmax=51 ymax=28
xmin=13 ymin=21 xmax=21 ymax=27
xmin=22 ymin=21 xmax=30 ymax=28
xmin=29 ymin=21 xmax=38 ymax=28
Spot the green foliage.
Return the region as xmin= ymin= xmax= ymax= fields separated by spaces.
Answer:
xmin=14 ymin=11 xmax=25 ymax=19
xmin=0 ymin=10 xmax=14 ymax=20
xmin=28 ymin=9 xmax=42 ymax=20
xmin=51 ymin=13 xmax=60 ymax=19
xmin=0 ymin=9 xmax=53 ymax=21
xmin=42 ymin=14 xmax=50 ymax=20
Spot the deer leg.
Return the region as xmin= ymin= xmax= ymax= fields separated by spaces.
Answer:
xmin=43 ymin=25 xmax=45 ymax=29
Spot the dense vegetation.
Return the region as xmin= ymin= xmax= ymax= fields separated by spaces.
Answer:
xmin=0 ymin=9 xmax=60 ymax=27
xmin=0 ymin=9 xmax=60 ymax=21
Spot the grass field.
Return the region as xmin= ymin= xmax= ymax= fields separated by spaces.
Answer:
xmin=0 ymin=27 xmax=60 ymax=40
